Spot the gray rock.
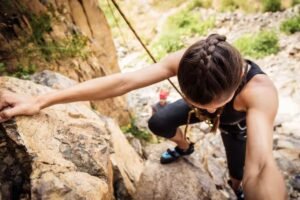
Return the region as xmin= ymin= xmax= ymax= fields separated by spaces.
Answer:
xmin=134 ymin=142 xmax=226 ymax=200
xmin=0 ymin=77 xmax=113 ymax=199
xmin=31 ymin=70 xmax=77 ymax=89
xmin=291 ymin=175 xmax=300 ymax=191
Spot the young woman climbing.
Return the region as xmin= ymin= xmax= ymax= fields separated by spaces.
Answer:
xmin=0 ymin=34 xmax=287 ymax=200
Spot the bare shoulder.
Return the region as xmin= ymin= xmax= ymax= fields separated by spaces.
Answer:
xmin=123 ymin=49 xmax=186 ymax=91
xmin=240 ymin=74 xmax=278 ymax=115
xmin=160 ymin=49 xmax=186 ymax=75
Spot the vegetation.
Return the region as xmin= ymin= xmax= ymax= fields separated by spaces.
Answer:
xmin=218 ymin=0 xmax=298 ymax=12
xmin=280 ymin=14 xmax=300 ymax=34
xmin=262 ymin=0 xmax=281 ymax=12
xmin=26 ymin=13 xmax=89 ymax=61
xmin=220 ymin=0 xmax=238 ymax=11
xmin=26 ymin=34 xmax=89 ymax=61
xmin=150 ymin=33 xmax=185 ymax=60
xmin=293 ymin=0 xmax=300 ymax=5
xmin=99 ymin=0 xmax=215 ymax=60
xmin=29 ymin=13 xmax=52 ymax=46
xmin=0 ymin=63 xmax=36 ymax=80
xmin=121 ymin=118 xmax=152 ymax=141
xmin=150 ymin=2 xmax=215 ymax=60
xmin=219 ymin=0 xmax=262 ymax=12
xmin=199 ymin=0 xmax=213 ymax=8
xmin=99 ymin=0 xmax=297 ymax=62
xmin=0 ymin=6 xmax=90 ymax=79
xmin=186 ymin=0 xmax=211 ymax=9
xmin=234 ymin=30 xmax=280 ymax=58
xmin=150 ymin=0 xmax=187 ymax=11
xmin=155 ymin=0 xmax=211 ymax=10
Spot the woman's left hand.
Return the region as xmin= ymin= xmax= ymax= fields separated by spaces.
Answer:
xmin=0 ymin=90 xmax=41 ymax=122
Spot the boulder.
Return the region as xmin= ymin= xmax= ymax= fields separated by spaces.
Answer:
xmin=0 ymin=76 xmax=115 ymax=199
xmin=134 ymin=142 xmax=227 ymax=200
xmin=31 ymin=70 xmax=78 ymax=90
xmin=0 ymin=75 xmax=147 ymax=199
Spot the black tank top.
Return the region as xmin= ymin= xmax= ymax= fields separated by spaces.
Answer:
xmin=219 ymin=60 xmax=265 ymax=125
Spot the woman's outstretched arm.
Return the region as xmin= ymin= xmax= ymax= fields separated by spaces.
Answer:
xmin=0 ymin=50 xmax=184 ymax=122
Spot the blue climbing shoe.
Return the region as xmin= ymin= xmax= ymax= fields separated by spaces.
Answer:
xmin=160 ymin=143 xmax=194 ymax=164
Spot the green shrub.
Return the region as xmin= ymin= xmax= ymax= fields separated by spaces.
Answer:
xmin=280 ymin=14 xmax=300 ymax=34
xmin=24 ymin=33 xmax=89 ymax=61
xmin=151 ymin=33 xmax=185 ymax=60
xmin=121 ymin=118 xmax=152 ymax=141
xmin=150 ymin=7 xmax=215 ymax=60
xmin=219 ymin=0 xmax=260 ymax=12
xmin=234 ymin=30 xmax=279 ymax=58
xmin=29 ymin=13 xmax=52 ymax=45
xmin=181 ymin=0 xmax=211 ymax=10
xmin=150 ymin=0 xmax=187 ymax=11
xmin=186 ymin=0 xmax=203 ymax=10
xmin=262 ymin=0 xmax=281 ymax=12
xmin=0 ymin=63 xmax=5 ymax=74
xmin=166 ymin=10 xmax=215 ymax=35
xmin=26 ymin=13 xmax=88 ymax=61
xmin=0 ymin=63 xmax=36 ymax=79
xmin=292 ymin=0 xmax=300 ymax=6
xmin=220 ymin=0 xmax=238 ymax=11
xmin=43 ymin=34 xmax=89 ymax=60
xmin=201 ymin=0 xmax=213 ymax=8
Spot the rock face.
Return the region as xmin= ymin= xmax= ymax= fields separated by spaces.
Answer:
xmin=0 ymin=0 xmax=130 ymax=125
xmin=0 ymin=75 xmax=147 ymax=200
xmin=0 ymin=76 xmax=114 ymax=199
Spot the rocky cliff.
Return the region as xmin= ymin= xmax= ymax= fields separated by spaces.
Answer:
xmin=0 ymin=0 xmax=129 ymax=124
xmin=0 ymin=75 xmax=145 ymax=199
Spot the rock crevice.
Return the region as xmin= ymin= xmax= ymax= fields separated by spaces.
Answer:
xmin=0 ymin=121 xmax=32 ymax=200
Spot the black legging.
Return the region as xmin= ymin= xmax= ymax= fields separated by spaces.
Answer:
xmin=148 ymin=99 xmax=247 ymax=180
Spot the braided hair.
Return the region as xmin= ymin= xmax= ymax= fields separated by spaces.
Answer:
xmin=178 ymin=34 xmax=246 ymax=132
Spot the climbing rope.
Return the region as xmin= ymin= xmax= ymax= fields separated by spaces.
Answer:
xmin=105 ymin=0 xmax=129 ymax=48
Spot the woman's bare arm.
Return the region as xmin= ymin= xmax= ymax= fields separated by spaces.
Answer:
xmin=242 ymin=76 xmax=287 ymax=200
xmin=0 ymin=50 xmax=184 ymax=121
